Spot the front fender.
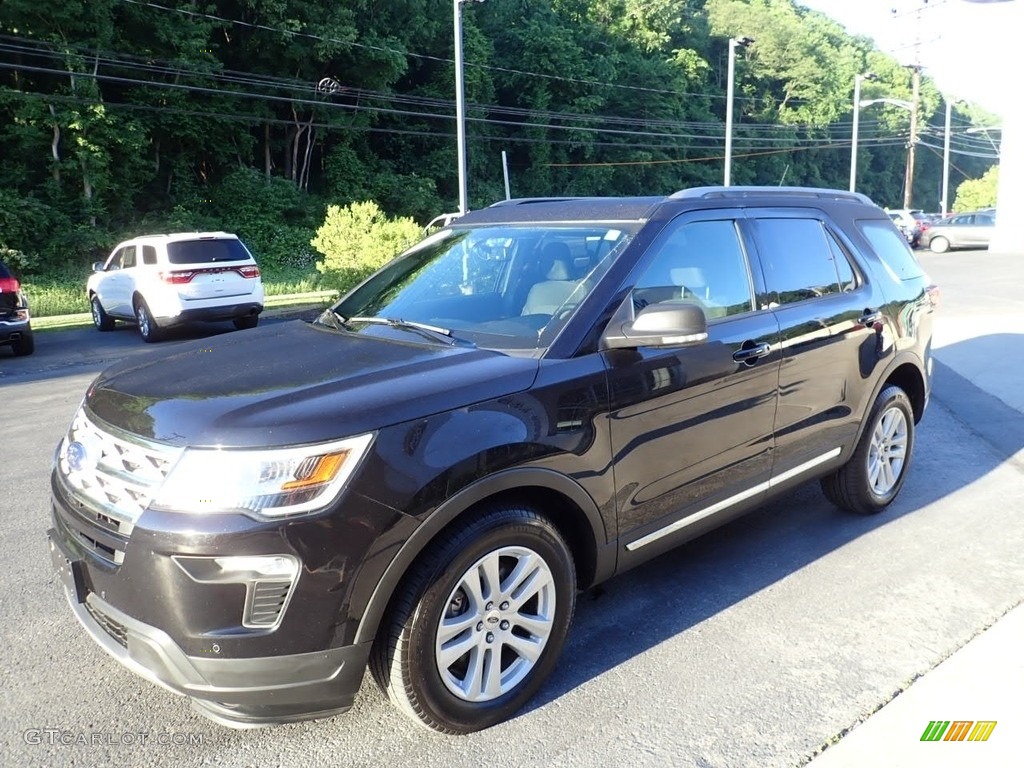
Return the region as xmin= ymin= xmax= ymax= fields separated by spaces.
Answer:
xmin=352 ymin=466 xmax=613 ymax=646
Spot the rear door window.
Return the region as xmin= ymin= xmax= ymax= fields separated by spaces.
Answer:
xmin=752 ymin=218 xmax=851 ymax=304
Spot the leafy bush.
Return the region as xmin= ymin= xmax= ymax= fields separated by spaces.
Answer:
xmin=953 ymin=166 xmax=999 ymax=212
xmin=312 ymin=201 xmax=422 ymax=291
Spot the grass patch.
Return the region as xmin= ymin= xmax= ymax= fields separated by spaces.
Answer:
xmin=23 ymin=265 xmax=329 ymax=318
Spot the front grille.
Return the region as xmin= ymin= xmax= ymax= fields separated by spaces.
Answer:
xmin=57 ymin=409 xmax=182 ymax=536
xmin=85 ymin=600 xmax=129 ymax=648
xmin=63 ymin=518 xmax=124 ymax=565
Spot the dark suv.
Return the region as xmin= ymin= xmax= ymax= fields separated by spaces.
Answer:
xmin=48 ymin=187 xmax=936 ymax=733
xmin=0 ymin=256 xmax=34 ymax=356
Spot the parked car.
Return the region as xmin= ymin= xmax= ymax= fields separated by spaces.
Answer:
xmin=49 ymin=187 xmax=936 ymax=733
xmin=87 ymin=232 xmax=264 ymax=342
xmin=887 ymin=212 xmax=915 ymax=245
xmin=920 ymin=210 xmax=996 ymax=253
xmin=886 ymin=208 xmax=928 ymax=247
xmin=0 ymin=256 xmax=34 ymax=356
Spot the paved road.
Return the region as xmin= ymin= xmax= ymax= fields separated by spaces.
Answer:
xmin=1 ymin=253 xmax=1021 ymax=767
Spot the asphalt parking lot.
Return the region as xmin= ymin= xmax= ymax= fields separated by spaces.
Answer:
xmin=1 ymin=250 xmax=1021 ymax=767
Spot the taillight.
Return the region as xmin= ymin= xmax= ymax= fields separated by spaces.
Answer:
xmin=159 ymin=270 xmax=196 ymax=284
xmin=238 ymin=265 xmax=261 ymax=279
xmin=0 ymin=277 xmax=20 ymax=293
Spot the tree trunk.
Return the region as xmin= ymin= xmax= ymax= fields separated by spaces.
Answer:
xmin=48 ymin=104 xmax=61 ymax=184
xmin=264 ymin=123 xmax=272 ymax=179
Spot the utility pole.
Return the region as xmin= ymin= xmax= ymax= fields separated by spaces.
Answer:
xmin=903 ymin=65 xmax=920 ymax=209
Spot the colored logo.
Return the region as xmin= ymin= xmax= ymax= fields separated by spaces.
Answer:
xmin=920 ymin=720 xmax=997 ymax=742
xmin=65 ymin=441 xmax=90 ymax=473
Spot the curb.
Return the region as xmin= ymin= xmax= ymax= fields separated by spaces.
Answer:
xmin=32 ymin=291 xmax=336 ymax=332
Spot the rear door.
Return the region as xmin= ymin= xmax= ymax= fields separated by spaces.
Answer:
xmin=606 ymin=210 xmax=781 ymax=564
xmin=745 ymin=209 xmax=886 ymax=477
xmin=967 ymin=212 xmax=995 ymax=247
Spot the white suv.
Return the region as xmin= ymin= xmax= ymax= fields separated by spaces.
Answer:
xmin=88 ymin=232 xmax=264 ymax=342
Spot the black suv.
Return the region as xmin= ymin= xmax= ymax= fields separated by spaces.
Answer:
xmin=48 ymin=188 xmax=936 ymax=733
xmin=0 ymin=256 xmax=34 ymax=356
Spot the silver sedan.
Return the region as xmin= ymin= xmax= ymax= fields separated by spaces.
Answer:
xmin=921 ymin=210 xmax=996 ymax=253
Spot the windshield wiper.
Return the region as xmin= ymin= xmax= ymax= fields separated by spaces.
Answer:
xmin=315 ymin=307 xmax=346 ymax=330
xmin=345 ymin=316 xmax=459 ymax=346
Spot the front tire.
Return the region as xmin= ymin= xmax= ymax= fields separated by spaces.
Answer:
xmin=371 ymin=505 xmax=576 ymax=734
xmin=134 ymin=298 xmax=163 ymax=343
xmin=91 ymin=295 xmax=115 ymax=331
xmin=929 ymin=236 xmax=950 ymax=254
xmin=821 ymin=385 xmax=915 ymax=515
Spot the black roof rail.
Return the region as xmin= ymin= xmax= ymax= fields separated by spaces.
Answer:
xmin=669 ymin=186 xmax=875 ymax=205
xmin=488 ymin=197 xmax=593 ymax=207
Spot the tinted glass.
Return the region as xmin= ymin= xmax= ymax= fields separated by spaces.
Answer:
xmin=330 ymin=224 xmax=635 ymax=350
xmin=633 ymin=219 xmax=753 ymax=319
xmin=167 ymin=239 xmax=251 ymax=264
xmin=755 ymin=218 xmax=844 ymax=304
xmin=121 ymin=246 xmax=136 ymax=269
xmin=826 ymin=231 xmax=857 ymax=291
xmin=857 ymin=219 xmax=926 ymax=281
xmin=142 ymin=245 xmax=158 ymax=265
xmin=976 ymin=214 xmax=994 ymax=225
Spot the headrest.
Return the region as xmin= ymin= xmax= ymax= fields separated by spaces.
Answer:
xmin=546 ymin=259 xmax=571 ymax=280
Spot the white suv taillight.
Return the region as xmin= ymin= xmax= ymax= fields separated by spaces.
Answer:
xmin=238 ymin=265 xmax=261 ymax=279
xmin=159 ymin=270 xmax=196 ymax=285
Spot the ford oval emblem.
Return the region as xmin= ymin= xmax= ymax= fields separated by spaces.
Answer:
xmin=66 ymin=441 xmax=89 ymax=473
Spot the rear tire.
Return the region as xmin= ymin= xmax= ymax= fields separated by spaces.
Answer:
xmin=12 ymin=328 xmax=34 ymax=356
xmin=91 ymin=295 xmax=115 ymax=331
xmin=233 ymin=314 xmax=258 ymax=330
xmin=371 ymin=504 xmax=576 ymax=734
xmin=929 ymin=236 xmax=950 ymax=254
xmin=134 ymin=298 xmax=163 ymax=343
xmin=821 ymin=385 xmax=915 ymax=515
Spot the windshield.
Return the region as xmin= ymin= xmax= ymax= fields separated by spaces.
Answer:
xmin=327 ymin=223 xmax=636 ymax=351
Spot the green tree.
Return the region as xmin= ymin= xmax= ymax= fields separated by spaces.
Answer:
xmin=953 ymin=166 xmax=999 ymax=211
xmin=312 ymin=201 xmax=421 ymax=290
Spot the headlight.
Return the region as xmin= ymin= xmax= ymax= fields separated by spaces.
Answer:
xmin=151 ymin=433 xmax=374 ymax=518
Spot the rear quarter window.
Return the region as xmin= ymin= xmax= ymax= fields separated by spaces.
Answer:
xmin=167 ymin=239 xmax=251 ymax=265
xmin=857 ymin=219 xmax=926 ymax=281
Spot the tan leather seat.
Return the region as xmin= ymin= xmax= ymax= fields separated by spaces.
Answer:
xmin=522 ymin=243 xmax=584 ymax=316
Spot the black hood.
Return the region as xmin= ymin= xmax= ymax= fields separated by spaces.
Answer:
xmin=85 ymin=321 xmax=539 ymax=447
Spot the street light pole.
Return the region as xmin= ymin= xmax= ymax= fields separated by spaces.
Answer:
xmin=454 ymin=0 xmax=483 ymax=215
xmin=942 ymin=99 xmax=954 ymax=216
xmin=724 ymin=37 xmax=753 ymax=187
xmin=903 ymin=65 xmax=921 ymax=209
xmin=850 ymin=72 xmax=878 ymax=193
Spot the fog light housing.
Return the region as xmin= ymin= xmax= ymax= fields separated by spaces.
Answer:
xmin=173 ymin=554 xmax=300 ymax=630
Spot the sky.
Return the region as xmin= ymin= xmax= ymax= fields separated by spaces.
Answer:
xmin=797 ymin=0 xmax=1022 ymax=118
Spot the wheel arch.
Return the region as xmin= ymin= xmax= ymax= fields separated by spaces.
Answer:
xmin=881 ymin=357 xmax=928 ymax=423
xmin=354 ymin=467 xmax=613 ymax=646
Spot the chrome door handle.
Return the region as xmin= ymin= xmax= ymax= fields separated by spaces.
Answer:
xmin=732 ymin=342 xmax=772 ymax=363
xmin=859 ymin=310 xmax=883 ymax=327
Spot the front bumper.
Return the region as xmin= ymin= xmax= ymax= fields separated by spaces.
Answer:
xmin=48 ymin=529 xmax=371 ymax=727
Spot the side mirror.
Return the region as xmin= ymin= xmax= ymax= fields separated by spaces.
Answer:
xmin=601 ymin=301 xmax=708 ymax=350
xmin=92 ymin=261 xmax=109 ymax=272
